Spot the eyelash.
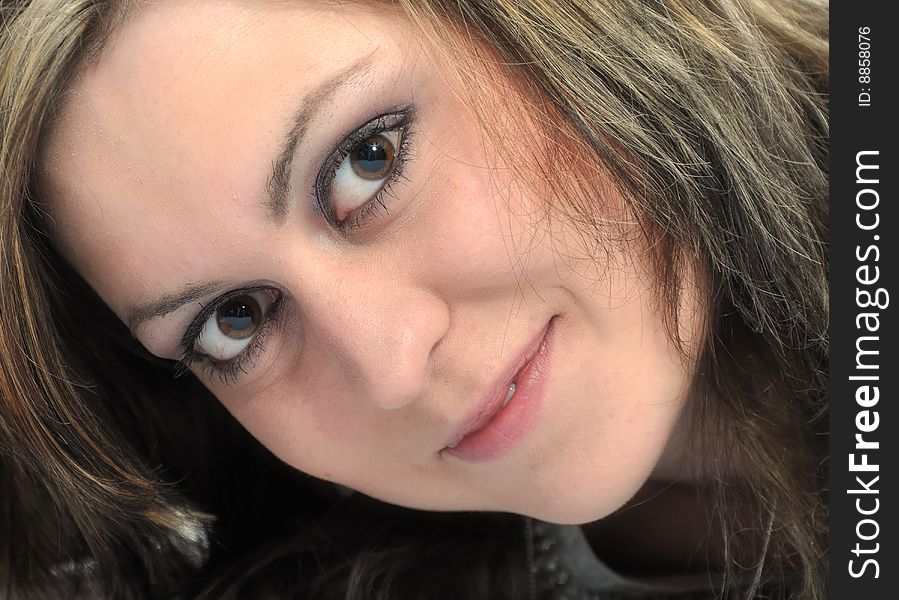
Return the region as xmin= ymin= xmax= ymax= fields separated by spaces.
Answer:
xmin=176 ymin=108 xmax=416 ymax=383
xmin=175 ymin=286 xmax=285 ymax=385
xmin=313 ymin=106 xmax=415 ymax=231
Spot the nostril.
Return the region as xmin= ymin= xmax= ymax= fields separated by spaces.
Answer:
xmin=305 ymin=272 xmax=449 ymax=411
xmin=364 ymin=297 xmax=448 ymax=410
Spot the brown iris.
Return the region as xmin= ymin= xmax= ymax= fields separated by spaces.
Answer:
xmin=349 ymin=134 xmax=396 ymax=180
xmin=216 ymin=295 xmax=262 ymax=340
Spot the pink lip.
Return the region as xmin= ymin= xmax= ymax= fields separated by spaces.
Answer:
xmin=441 ymin=316 xmax=557 ymax=462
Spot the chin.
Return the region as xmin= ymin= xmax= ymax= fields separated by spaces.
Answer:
xmin=513 ymin=469 xmax=652 ymax=526
xmin=523 ymin=498 xmax=624 ymax=526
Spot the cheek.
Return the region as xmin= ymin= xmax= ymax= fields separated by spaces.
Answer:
xmin=532 ymin=364 xmax=689 ymax=523
xmin=406 ymin=157 xmax=552 ymax=299
xmin=577 ymin=315 xmax=689 ymax=436
xmin=211 ymin=363 xmax=379 ymax=483
xmin=514 ymin=259 xmax=698 ymax=522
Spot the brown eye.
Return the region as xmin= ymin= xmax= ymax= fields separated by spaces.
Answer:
xmin=216 ymin=295 xmax=261 ymax=340
xmin=196 ymin=290 xmax=278 ymax=361
xmin=349 ymin=134 xmax=396 ymax=180
xmin=329 ymin=128 xmax=404 ymax=223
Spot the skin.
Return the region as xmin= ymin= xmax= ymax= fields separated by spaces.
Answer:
xmin=42 ymin=0 xmax=704 ymax=525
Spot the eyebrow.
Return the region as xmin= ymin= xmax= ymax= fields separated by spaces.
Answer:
xmin=126 ymin=56 xmax=376 ymax=335
xmin=265 ymin=55 xmax=375 ymax=223
xmin=127 ymin=280 xmax=227 ymax=334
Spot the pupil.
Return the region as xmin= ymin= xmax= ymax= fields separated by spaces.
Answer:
xmin=355 ymin=142 xmax=387 ymax=173
xmin=350 ymin=134 xmax=395 ymax=179
xmin=218 ymin=297 xmax=259 ymax=339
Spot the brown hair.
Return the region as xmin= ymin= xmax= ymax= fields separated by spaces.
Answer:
xmin=1 ymin=1 xmax=827 ymax=598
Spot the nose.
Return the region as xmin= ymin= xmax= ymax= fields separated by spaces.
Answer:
xmin=300 ymin=272 xmax=450 ymax=410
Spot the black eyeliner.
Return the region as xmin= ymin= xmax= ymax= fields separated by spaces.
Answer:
xmin=178 ymin=284 xmax=274 ymax=352
xmin=313 ymin=105 xmax=416 ymax=228
xmin=175 ymin=285 xmax=283 ymax=384
xmin=337 ymin=139 xmax=413 ymax=231
xmin=178 ymin=299 xmax=283 ymax=386
xmin=175 ymin=106 xmax=417 ymax=385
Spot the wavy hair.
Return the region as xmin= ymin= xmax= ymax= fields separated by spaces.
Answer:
xmin=1 ymin=1 xmax=827 ymax=598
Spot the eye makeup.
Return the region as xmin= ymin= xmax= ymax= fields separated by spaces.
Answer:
xmin=313 ymin=105 xmax=415 ymax=231
xmin=176 ymin=285 xmax=285 ymax=385
xmin=176 ymin=105 xmax=418 ymax=384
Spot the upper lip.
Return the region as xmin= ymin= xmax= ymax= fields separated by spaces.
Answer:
xmin=442 ymin=320 xmax=552 ymax=450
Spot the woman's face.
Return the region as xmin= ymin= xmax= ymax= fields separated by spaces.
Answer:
xmin=43 ymin=1 xmax=702 ymax=524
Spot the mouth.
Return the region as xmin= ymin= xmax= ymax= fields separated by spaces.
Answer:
xmin=441 ymin=315 xmax=557 ymax=462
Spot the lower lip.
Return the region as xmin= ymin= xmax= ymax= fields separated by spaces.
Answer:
xmin=444 ymin=317 xmax=556 ymax=462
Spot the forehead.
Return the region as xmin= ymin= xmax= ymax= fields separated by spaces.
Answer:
xmin=41 ymin=0 xmax=414 ymax=313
